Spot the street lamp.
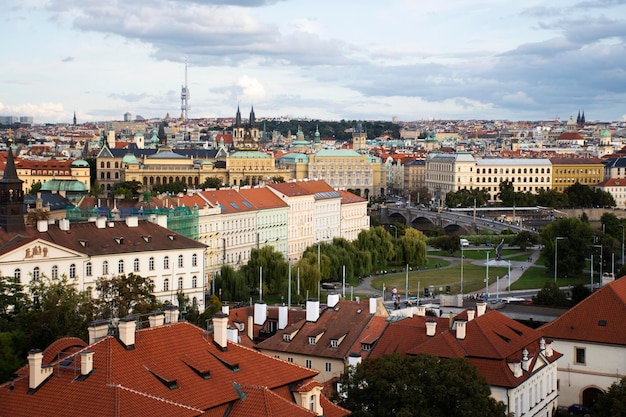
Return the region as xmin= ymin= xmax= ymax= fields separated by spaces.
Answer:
xmin=390 ymin=224 xmax=398 ymax=240
xmin=619 ymin=224 xmax=625 ymax=266
xmin=554 ymin=237 xmax=566 ymax=283
xmin=460 ymin=238 xmax=464 ymax=294
xmin=591 ymin=244 xmax=603 ymax=290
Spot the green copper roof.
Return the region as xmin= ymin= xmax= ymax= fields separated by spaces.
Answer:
xmin=71 ymin=159 xmax=90 ymax=167
xmin=122 ymin=153 xmax=139 ymax=164
xmin=314 ymin=149 xmax=362 ymax=157
xmin=41 ymin=179 xmax=88 ymax=192
xmin=279 ymin=153 xmax=309 ymax=163
xmin=230 ymin=151 xmax=272 ymax=159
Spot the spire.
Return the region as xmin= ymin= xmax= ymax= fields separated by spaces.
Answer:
xmin=73 ymin=111 xmax=77 ymax=126
xmin=581 ymin=110 xmax=585 ymax=125
xmin=576 ymin=110 xmax=581 ymax=126
xmin=0 ymin=141 xmax=25 ymax=232
xmin=249 ymin=106 xmax=255 ymax=126
xmin=2 ymin=141 xmax=19 ymax=181
xmin=235 ymin=105 xmax=242 ymax=126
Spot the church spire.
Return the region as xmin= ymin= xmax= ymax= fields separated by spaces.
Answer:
xmin=0 ymin=141 xmax=25 ymax=232
xmin=235 ymin=105 xmax=242 ymax=126
xmin=73 ymin=111 xmax=77 ymax=126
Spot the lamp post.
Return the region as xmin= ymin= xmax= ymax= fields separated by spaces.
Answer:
xmin=620 ymin=224 xmax=625 ymax=266
xmin=591 ymin=244 xmax=603 ymax=291
xmin=390 ymin=224 xmax=398 ymax=240
xmin=460 ymin=238 xmax=464 ymax=294
xmin=554 ymin=237 xmax=566 ymax=283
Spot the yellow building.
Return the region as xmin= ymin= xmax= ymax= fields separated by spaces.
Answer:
xmin=549 ymin=157 xmax=604 ymax=192
xmin=15 ymin=158 xmax=91 ymax=195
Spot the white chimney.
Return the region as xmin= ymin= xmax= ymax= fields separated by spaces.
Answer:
xmin=107 ymin=221 xmax=115 ymax=228
xmin=247 ymin=315 xmax=254 ymax=340
xmin=58 ymin=218 xmax=70 ymax=231
xmin=80 ymin=351 xmax=94 ymax=376
xmin=213 ymin=312 xmax=228 ymax=349
xmin=156 ymin=214 xmax=168 ymax=228
xmin=416 ymin=306 xmax=426 ymax=317
xmin=37 ymin=220 xmax=48 ymax=232
xmin=96 ymin=217 xmax=106 ymax=229
xmin=222 ymin=305 xmax=230 ymax=315
xmin=164 ymin=306 xmax=179 ymax=323
xmin=539 ymin=337 xmax=546 ymax=353
xmin=347 ymin=352 xmax=362 ymax=367
xmin=467 ymin=310 xmax=475 ymax=322
xmin=306 ymin=299 xmax=320 ymax=322
xmin=125 ymin=216 xmax=139 ymax=228
xmin=328 ymin=293 xmax=340 ymax=308
xmin=148 ymin=311 xmax=165 ymax=328
xmin=88 ymin=320 xmax=109 ymax=344
xmin=28 ymin=349 xmax=53 ymax=390
xmin=278 ymin=305 xmax=288 ymax=330
xmin=425 ymin=318 xmax=437 ymax=336
xmin=227 ymin=327 xmax=239 ymax=344
xmin=545 ymin=341 xmax=554 ymax=358
xmin=118 ymin=318 xmax=136 ymax=348
xmin=369 ymin=297 xmax=377 ymax=315
xmin=254 ymin=301 xmax=267 ymax=326
xmin=521 ymin=348 xmax=531 ymax=371
xmin=476 ymin=301 xmax=487 ymax=317
xmin=455 ymin=320 xmax=467 ymax=340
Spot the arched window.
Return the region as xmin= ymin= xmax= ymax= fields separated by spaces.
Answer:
xmin=149 ymin=257 xmax=155 ymax=270
xmin=164 ymin=256 xmax=169 ymax=269
xmin=114 ymin=162 xmax=119 ymax=169
xmin=33 ymin=267 xmax=40 ymax=280
xmin=51 ymin=265 xmax=58 ymax=279
xmin=178 ymin=277 xmax=183 ymax=289
xmin=192 ymin=276 xmax=197 ymax=288
xmin=178 ymin=254 xmax=184 ymax=268
xmin=100 ymin=162 xmax=104 ymax=169
xmin=14 ymin=269 xmax=21 ymax=280
xmin=86 ymin=262 xmax=92 ymax=276
xmin=134 ymin=258 xmax=140 ymax=272
xmin=118 ymin=260 xmax=124 ymax=274
xmin=309 ymin=395 xmax=316 ymax=411
xmin=192 ymin=254 xmax=198 ymax=267
xmin=103 ymin=261 xmax=109 ymax=275
xmin=69 ymin=264 xmax=76 ymax=278
xmin=163 ymin=279 xmax=169 ymax=292
xmin=106 ymin=161 xmax=110 ymax=168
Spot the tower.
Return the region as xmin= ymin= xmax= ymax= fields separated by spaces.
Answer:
xmin=73 ymin=111 xmax=77 ymax=126
xmin=352 ymin=122 xmax=367 ymax=151
xmin=180 ymin=58 xmax=190 ymax=120
xmin=232 ymin=106 xmax=259 ymax=151
xmin=0 ymin=142 xmax=25 ymax=233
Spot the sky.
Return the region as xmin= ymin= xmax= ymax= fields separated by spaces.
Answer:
xmin=1 ymin=0 xmax=626 ymax=124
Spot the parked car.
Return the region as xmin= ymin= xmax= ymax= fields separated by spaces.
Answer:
xmin=567 ymin=404 xmax=591 ymax=416
xmin=404 ymin=296 xmax=420 ymax=306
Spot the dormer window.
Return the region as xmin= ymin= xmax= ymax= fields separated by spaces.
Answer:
xmin=361 ymin=343 xmax=372 ymax=351
xmin=283 ymin=334 xmax=291 ymax=342
xmin=330 ymin=339 xmax=338 ymax=348
xmin=309 ymin=336 xmax=316 ymax=345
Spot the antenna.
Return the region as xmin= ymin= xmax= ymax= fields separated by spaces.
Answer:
xmin=180 ymin=57 xmax=190 ymax=120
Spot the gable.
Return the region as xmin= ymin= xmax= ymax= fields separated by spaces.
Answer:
xmin=0 ymin=237 xmax=86 ymax=264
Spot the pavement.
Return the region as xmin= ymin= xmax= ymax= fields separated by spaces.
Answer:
xmin=353 ymin=245 xmax=543 ymax=301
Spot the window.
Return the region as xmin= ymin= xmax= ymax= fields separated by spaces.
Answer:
xmin=309 ymin=336 xmax=316 ymax=345
xmin=192 ymin=254 xmax=198 ymax=267
xmin=14 ymin=269 xmax=20 ymax=280
xmin=309 ymin=395 xmax=316 ymax=412
xmin=33 ymin=267 xmax=40 ymax=280
xmin=118 ymin=260 xmax=124 ymax=274
xmin=575 ymin=347 xmax=586 ymax=364
xmin=164 ymin=256 xmax=169 ymax=269
xmin=163 ymin=278 xmax=169 ymax=292
xmin=134 ymin=258 xmax=140 ymax=272
xmin=178 ymin=255 xmax=184 ymax=268
xmin=305 ymin=359 xmax=312 ymax=368
xmin=51 ymin=265 xmax=58 ymax=279
xmin=86 ymin=262 xmax=92 ymax=276
xmin=149 ymin=257 xmax=155 ymax=271
xmin=69 ymin=264 xmax=76 ymax=278
xmin=178 ymin=277 xmax=183 ymax=289
xmin=325 ymin=362 xmax=332 ymax=372
xmin=192 ymin=276 xmax=197 ymax=288
xmin=287 ymin=357 xmax=293 ymax=363
xmin=331 ymin=339 xmax=338 ymax=348
xmin=103 ymin=261 xmax=109 ymax=275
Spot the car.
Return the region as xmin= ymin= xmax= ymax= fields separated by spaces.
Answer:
xmin=567 ymin=404 xmax=591 ymax=416
xmin=404 ymin=296 xmax=420 ymax=306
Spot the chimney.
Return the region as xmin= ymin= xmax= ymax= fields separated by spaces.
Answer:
xmin=306 ymin=299 xmax=320 ymax=322
xmin=254 ymin=301 xmax=267 ymax=326
xmin=278 ymin=305 xmax=288 ymax=330
xmin=156 ymin=214 xmax=168 ymax=228
xmin=369 ymin=297 xmax=377 ymax=315
xmin=37 ymin=220 xmax=48 ymax=232
xmin=521 ymin=348 xmax=531 ymax=371
xmin=467 ymin=309 xmax=475 ymax=322
xmin=227 ymin=327 xmax=239 ymax=344
xmin=222 ymin=305 xmax=230 ymax=315
xmin=416 ymin=306 xmax=426 ymax=316
xmin=125 ymin=216 xmax=139 ymax=228
xmin=80 ymin=351 xmax=94 ymax=376
xmin=327 ymin=293 xmax=340 ymax=308
xmin=476 ymin=301 xmax=487 ymax=317
xmin=455 ymin=320 xmax=467 ymax=340
xmin=448 ymin=311 xmax=454 ymax=329
xmin=118 ymin=318 xmax=136 ymax=349
xmin=96 ymin=217 xmax=106 ymax=229
xmin=148 ymin=311 xmax=165 ymax=327
xmin=58 ymin=218 xmax=70 ymax=231
xmin=164 ymin=305 xmax=179 ymax=324
xmin=347 ymin=352 xmax=362 ymax=367
xmin=88 ymin=320 xmax=109 ymax=344
xmin=28 ymin=349 xmax=53 ymax=390
xmin=213 ymin=312 xmax=228 ymax=349
xmin=247 ymin=315 xmax=254 ymax=340
xmin=425 ymin=318 xmax=437 ymax=336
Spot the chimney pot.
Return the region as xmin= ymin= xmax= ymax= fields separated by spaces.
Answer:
xmin=425 ymin=319 xmax=437 ymax=336
xmin=148 ymin=311 xmax=165 ymax=327
xmin=476 ymin=301 xmax=487 ymax=317
xmin=467 ymin=310 xmax=475 ymax=322
xmin=213 ymin=312 xmax=228 ymax=349
xmin=118 ymin=318 xmax=136 ymax=348
xmin=80 ymin=351 xmax=94 ymax=375
xmin=254 ymin=301 xmax=267 ymax=326
xmin=306 ymin=299 xmax=320 ymax=322
xmin=455 ymin=320 xmax=467 ymax=340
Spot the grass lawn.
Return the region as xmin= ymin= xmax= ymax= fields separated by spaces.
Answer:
xmin=429 ymin=248 xmax=522 ymax=261
xmin=511 ymin=266 xmax=597 ymax=290
xmin=371 ymin=261 xmax=508 ymax=297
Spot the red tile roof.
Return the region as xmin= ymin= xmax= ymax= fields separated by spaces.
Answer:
xmin=198 ymin=189 xmax=257 ymax=214
xmin=540 ymin=277 xmax=626 ymax=345
xmin=238 ymin=187 xmax=289 ymax=210
xmin=0 ymin=321 xmax=349 ymax=416
xmin=337 ymin=190 xmax=367 ymax=204
xmin=368 ymin=315 xmax=449 ymax=358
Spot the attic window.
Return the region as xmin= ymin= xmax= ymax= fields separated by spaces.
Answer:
xmin=167 ymin=234 xmax=176 ymax=241
xmin=309 ymin=336 xmax=317 ymax=345
xmin=283 ymin=334 xmax=291 ymax=342
xmin=330 ymin=339 xmax=338 ymax=348
xmin=208 ymin=351 xmax=240 ymax=372
xmin=113 ymin=237 xmax=124 ymax=245
xmin=142 ymin=235 xmax=152 ymax=243
xmin=361 ymin=343 xmax=372 ymax=351
xmin=146 ymin=367 xmax=178 ymax=390
xmin=79 ymin=239 xmax=89 ymax=247
xmin=182 ymin=360 xmax=211 ymax=380
xmin=598 ymin=320 xmax=607 ymax=326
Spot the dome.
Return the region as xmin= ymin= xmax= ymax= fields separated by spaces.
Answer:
xmin=122 ymin=153 xmax=139 ymax=164
xmin=601 ymin=129 xmax=611 ymax=138
xmin=41 ymin=179 xmax=88 ymax=192
xmin=71 ymin=159 xmax=89 ymax=167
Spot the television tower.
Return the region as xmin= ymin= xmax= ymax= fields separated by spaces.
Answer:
xmin=180 ymin=57 xmax=190 ymax=120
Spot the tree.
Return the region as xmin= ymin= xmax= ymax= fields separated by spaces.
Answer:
xmin=94 ymin=273 xmax=161 ymax=319
xmin=510 ymin=231 xmax=538 ymax=251
xmin=110 ymin=180 xmax=142 ymax=200
xmin=199 ymin=177 xmax=222 ymax=189
xmin=26 ymin=208 xmax=49 ymax=226
xmin=593 ymin=376 xmax=626 ymax=417
xmin=152 ymin=181 xmax=185 ymax=194
xmin=240 ymin=246 xmax=288 ymax=296
xmin=213 ymin=266 xmax=248 ymax=302
xmin=433 ymin=235 xmax=460 ymax=253
xmin=533 ymin=281 xmax=569 ymax=307
xmin=540 ymin=217 xmax=594 ymax=278
xmin=337 ymin=353 xmax=508 ymax=417
xmin=0 ymin=275 xmax=27 ymax=320
xmin=497 ymin=181 xmax=516 ymax=206
xmin=355 ymin=227 xmax=394 ymax=271
xmin=28 ymin=181 xmax=42 ymax=195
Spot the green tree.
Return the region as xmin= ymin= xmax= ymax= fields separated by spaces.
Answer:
xmin=399 ymin=228 xmax=427 ymax=266
xmin=0 ymin=275 xmax=27 ymax=319
xmin=497 ymin=181 xmax=516 ymax=206
xmin=28 ymin=181 xmax=42 ymax=195
xmin=152 ymin=181 xmax=185 ymax=194
xmin=593 ymin=376 xmax=626 ymax=417
xmin=240 ymin=246 xmax=288 ymax=297
xmin=110 ymin=180 xmax=142 ymax=200
xmin=570 ymin=283 xmax=591 ymax=305
xmin=510 ymin=230 xmax=538 ymax=251
xmin=433 ymin=235 xmax=460 ymax=254
xmin=338 ymin=353 xmax=508 ymax=417
xmin=213 ymin=265 xmax=248 ymax=302
xmin=355 ymin=227 xmax=394 ymax=271
xmin=540 ymin=217 xmax=594 ymax=278
xmin=533 ymin=281 xmax=569 ymax=307
xmin=199 ymin=177 xmax=223 ymax=189
xmin=90 ymin=179 xmax=104 ymax=197
xmin=94 ymin=273 xmax=160 ymax=319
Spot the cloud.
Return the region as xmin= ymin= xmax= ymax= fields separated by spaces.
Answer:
xmin=235 ymin=75 xmax=266 ymax=102
xmin=61 ymin=56 xmax=74 ymax=62
xmin=109 ymin=92 xmax=151 ymax=102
